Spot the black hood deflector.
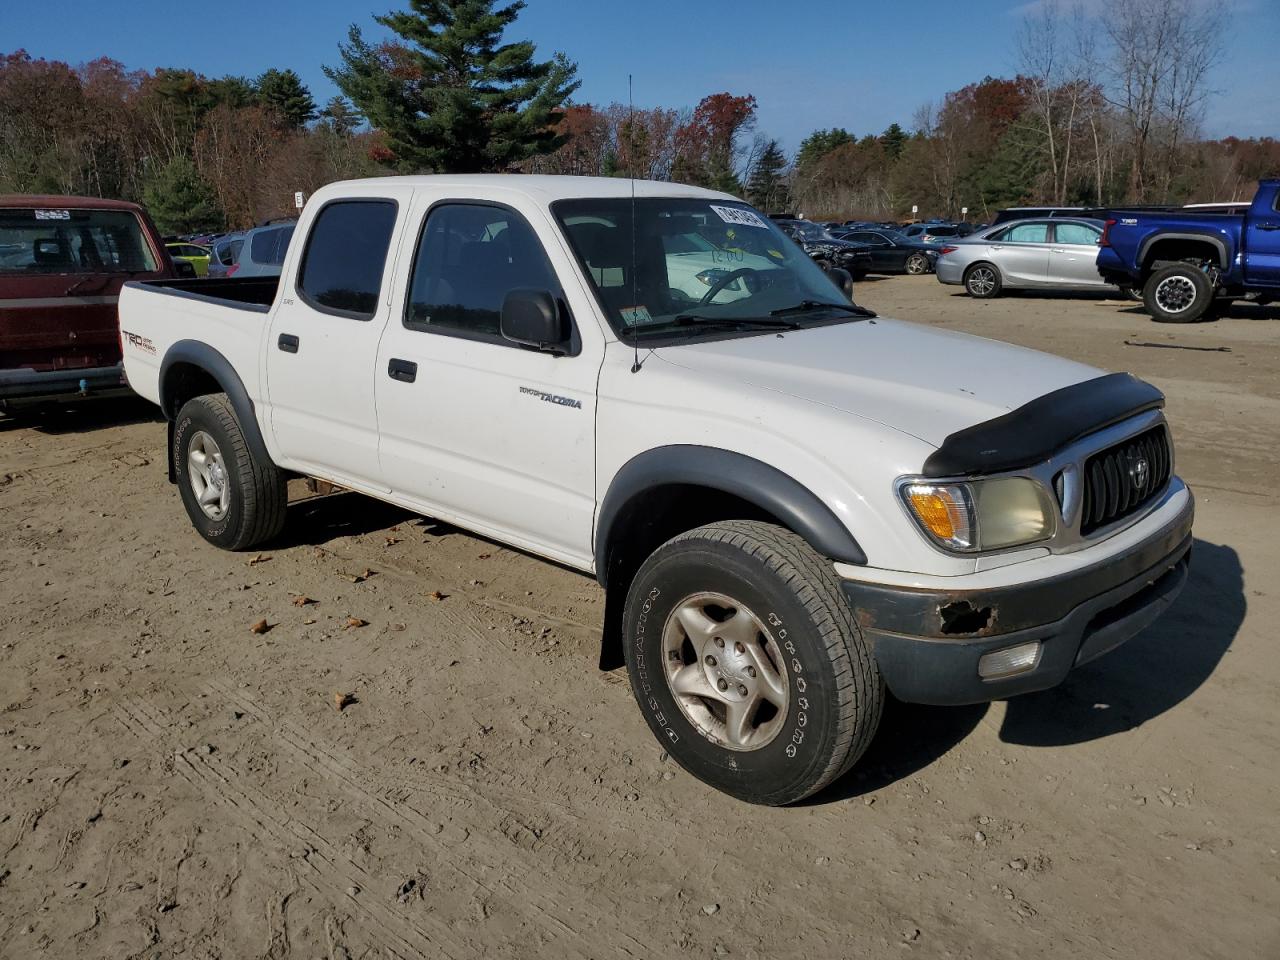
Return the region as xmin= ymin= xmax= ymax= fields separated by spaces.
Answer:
xmin=922 ymin=372 xmax=1165 ymax=478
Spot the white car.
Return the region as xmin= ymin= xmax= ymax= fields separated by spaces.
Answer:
xmin=118 ymin=175 xmax=1193 ymax=806
xmin=936 ymin=218 xmax=1114 ymax=298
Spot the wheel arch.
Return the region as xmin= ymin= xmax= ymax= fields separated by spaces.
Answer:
xmin=159 ymin=340 xmax=272 ymax=483
xmin=1139 ymin=232 xmax=1228 ymax=274
xmin=591 ymin=446 xmax=867 ymax=670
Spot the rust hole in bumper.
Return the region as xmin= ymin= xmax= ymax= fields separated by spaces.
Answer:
xmin=938 ymin=600 xmax=995 ymax=636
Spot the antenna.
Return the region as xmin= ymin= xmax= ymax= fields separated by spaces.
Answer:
xmin=628 ymin=73 xmax=642 ymax=374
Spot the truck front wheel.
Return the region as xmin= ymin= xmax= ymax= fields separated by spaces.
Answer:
xmin=1144 ymin=263 xmax=1216 ymax=323
xmin=173 ymin=393 xmax=287 ymax=550
xmin=622 ymin=520 xmax=884 ymax=805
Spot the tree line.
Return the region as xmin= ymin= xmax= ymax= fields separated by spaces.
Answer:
xmin=1 ymin=0 xmax=1275 ymax=234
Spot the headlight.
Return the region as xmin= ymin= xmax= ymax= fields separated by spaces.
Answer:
xmin=901 ymin=477 xmax=1054 ymax=553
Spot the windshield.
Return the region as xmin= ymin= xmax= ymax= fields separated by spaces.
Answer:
xmin=0 ymin=207 xmax=158 ymax=275
xmin=553 ymin=198 xmax=854 ymax=341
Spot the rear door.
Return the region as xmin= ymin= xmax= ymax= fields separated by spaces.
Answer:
xmin=1048 ymin=221 xmax=1108 ymax=287
xmin=847 ymin=231 xmax=898 ymax=271
xmin=990 ymin=221 xmax=1052 ymax=286
xmin=0 ymin=205 xmax=163 ymax=373
xmin=374 ymin=193 xmax=602 ymax=566
xmin=264 ymin=193 xmax=407 ymax=486
xmin=1244 ymin=191 xmax=1280 ymax=286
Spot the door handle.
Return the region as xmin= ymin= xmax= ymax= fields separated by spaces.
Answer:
xmin=1258 ymin=223 xmax=1280 ymax=231
xmin=277 ymin=333 xmax=299 ymax=353
xmin=387 ymin=358 xmax=417 ymax=383
xmin=1051 ymin=248 xmax=1066 ymax=254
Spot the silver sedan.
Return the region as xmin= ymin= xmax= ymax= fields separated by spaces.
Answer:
xmin=935 ymin=218 xmax=1114 ymax=298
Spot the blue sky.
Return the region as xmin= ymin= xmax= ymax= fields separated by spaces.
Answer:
xmin=3 ymin=0 xmax=1277 ymax=151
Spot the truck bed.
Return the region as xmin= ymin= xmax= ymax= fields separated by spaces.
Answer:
xmin=130 ymin=276 xmax=280 ymax=312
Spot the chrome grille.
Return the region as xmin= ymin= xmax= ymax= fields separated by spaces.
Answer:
xmin=1079 ymin=425 xmax=1171 ymax=535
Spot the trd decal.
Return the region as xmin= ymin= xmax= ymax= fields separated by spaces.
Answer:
xmin=121 ymin=330 xmax=157 ymax=355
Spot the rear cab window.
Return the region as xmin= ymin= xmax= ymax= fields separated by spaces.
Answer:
xmin=297 ymin=201 xmax=398 ymax=319
xmin=0 ymin=207 xmax=158 ymax=275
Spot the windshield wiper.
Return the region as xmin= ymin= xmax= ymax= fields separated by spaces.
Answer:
xmin=770 ymin=300 xmax=877 ymax=319
xmin=668 ymin=313 xmax=803 ymax=330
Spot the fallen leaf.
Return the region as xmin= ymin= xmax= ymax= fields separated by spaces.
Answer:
xmin=333 ymin=691 xmax=356 ymax=712
xmin=250 ymin=619 xmax=271 ymax=635
xmin=291 ymin=595 xmax=316 ymax=607
xmin=303 ymin=618 xmax=316 ymax=625
xmin=345 ymin=617 xmax=368 ymax=629
xmin=384 ymin=536 xmax=402 ymax=546
xmin=390 ymin=525 xmax=400 ymax=532
xmin=248 ymin=554 xmax=272 ymax=566
xmin=477 ymin=553 xmax=491 ymax=560
xmin=428 ymin=590 xmax=448 ymax=602
xmin=337 ymin=572 xmax=364 ymax=584
xmin=361 ymin=568 xmax=375 ymax=579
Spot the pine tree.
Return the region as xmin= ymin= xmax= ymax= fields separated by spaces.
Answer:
xmin=318 ymin=96 xmax=361 ymax=137
xmin=880 ymin=122 xmax=908 ymax=161
xmin=255 ymin=69 xmax=316 ymax=129
xmin=746 ymin=139 xmax=789 ymax=212
xmin=795 ymin=128 xmax=854 ymax=170
xmin=143 ymin=156 xmax=223 ymax=234
xmin=325 ymin=0 xmax=579 ymax=173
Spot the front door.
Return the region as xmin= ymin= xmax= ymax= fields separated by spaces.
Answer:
xmin=1048 ymin=221 xmax=1108 ymax=287
xmin=375 ymin=196 xmax=600 ymax=567
xmin=264 ymin=194 xmax=406 ymax=486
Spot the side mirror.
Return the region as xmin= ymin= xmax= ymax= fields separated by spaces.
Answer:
xmin=823 ymin=265 xmax=855 ymax=302
xmin=501 ymin=288 xmax=569 ymax=354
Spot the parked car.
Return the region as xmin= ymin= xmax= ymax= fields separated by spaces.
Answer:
xmin=834 ymin=229 xmax=938 ymax=274
xmin=206 ymin=232 xmax=245 ymax=279
xmin=900 ymin=222 xmax=962 ymax=243
xmin=0 ymin=194 xmax=184 ymax=407
xmin=118 ymin=175 xmax=1192 ymax=806
xmin=233 ymin=220 xmax=295 ymax=277
xmin=1096 ymin=179 xmax=1280 ymax=322
xmin=166 ymin=242 xmax=212 ymax=277
xmin=773 ymin=218 xmax=873 ymax=279
xmin=936 ymin=218 xmax=1112 ymax=298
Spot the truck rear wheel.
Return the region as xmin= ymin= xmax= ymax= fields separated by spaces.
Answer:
xmin=622 ymin=520 xmax=883 ymax=805
xmin=173 ymin=393 xmax=287 ymax=550
xmin=1144 ymin=263 xmax=1215 ymax=323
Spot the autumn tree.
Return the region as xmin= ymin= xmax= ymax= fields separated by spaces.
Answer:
xmin=672 ymin=92 xmax=757 ymax=192
xmin=325 ymin=0 xmax=579 ymax=172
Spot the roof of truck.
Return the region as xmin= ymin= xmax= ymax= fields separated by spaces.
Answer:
xmin=0 ymin=194 xmax=145 ymax=211
xmin=324 ymin=174 xmax=736 ymax=203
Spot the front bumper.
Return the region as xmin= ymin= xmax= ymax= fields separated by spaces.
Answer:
xmin=841 ymin=490 xmax=1194 ymax=705
xmin=0 ymin=363 xmax=131 ymax=404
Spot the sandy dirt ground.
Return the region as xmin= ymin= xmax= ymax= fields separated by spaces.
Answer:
xmin=1 ymin=276 xmax=1277 ymax=960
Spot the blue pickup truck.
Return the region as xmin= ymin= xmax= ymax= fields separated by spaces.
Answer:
xmin=1097 ymin=179 xmax=1280 ymax=322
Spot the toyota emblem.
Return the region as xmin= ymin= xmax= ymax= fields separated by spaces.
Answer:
xmin=1129 ymin=454 xmax=1150 ymax=490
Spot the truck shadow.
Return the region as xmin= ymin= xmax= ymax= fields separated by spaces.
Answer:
xmin=809 ymin=538 xmax=1241 ymax=804
xmin=276 ymin=489 xmax=418 ymax=547
xmin=998 ymin=538 xmax=1242 ymax=746
xmin=0 ymin=395 xmax=163 ymax=434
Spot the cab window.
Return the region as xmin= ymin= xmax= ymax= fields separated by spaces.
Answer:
xmin=404 ymin=203 xmax=559 ymax=342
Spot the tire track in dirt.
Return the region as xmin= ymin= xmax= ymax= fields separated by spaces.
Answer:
xmin=114 ymin=695 xmax=468 ymax=960
xmin=200 ymin=677 xmax=650 ymax=958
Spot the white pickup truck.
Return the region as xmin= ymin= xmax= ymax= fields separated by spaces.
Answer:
xmin=119 ymin=175 xmax=1194 ymax=805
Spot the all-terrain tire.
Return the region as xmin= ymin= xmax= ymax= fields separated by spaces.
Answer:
xmin=173 ymin=393 xmax=287 ymax=550
xmin=1143 ymin=263 xmax=1216 ymax=323
xmin=963 ymin=262 xmax=1002 ymax=298
xmin=622 ymin=520 xmax=884 ymax=805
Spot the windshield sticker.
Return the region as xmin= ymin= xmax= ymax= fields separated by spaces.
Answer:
xmin=767 ymin=248 xmax=785 ymax=259
xmin=710 ymin=205 xmax=769 ymax=229
xmin=620 ymin=305 xmax=653 ymax=326
xmin=35 ymin=209 xmax=71 ymax=220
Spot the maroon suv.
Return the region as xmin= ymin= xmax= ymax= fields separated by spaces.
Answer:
xmin=0 ymin=195 xmax=183 ymax=407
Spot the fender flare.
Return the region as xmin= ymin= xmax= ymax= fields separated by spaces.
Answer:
xmin=1138 ymin=231 xmax=1229 ymax=271
xmin=593 ymin=445 xmax=867 ymax=586
xmin=159 ymin=339 xmax=273 ymax=474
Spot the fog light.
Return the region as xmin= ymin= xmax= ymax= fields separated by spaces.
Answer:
xmin=978 ymin=641 xmax=1042 ymax=680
